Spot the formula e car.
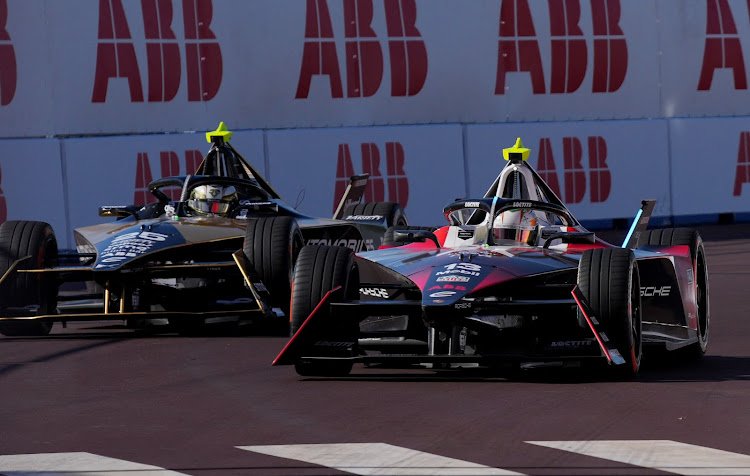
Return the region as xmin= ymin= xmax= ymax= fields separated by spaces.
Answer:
xmin=274 ymin=138 xmax=709 ymax=378
xmin=0 ymin=123 xmax=408 ymax=337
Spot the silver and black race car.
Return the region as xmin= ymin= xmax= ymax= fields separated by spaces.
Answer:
xmin=0 ymin=123 xmax=407 ymax=336
xmin=274 ymin=138 xmax=709 ymax=378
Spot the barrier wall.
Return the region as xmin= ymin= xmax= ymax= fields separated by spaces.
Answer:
xmin=2 ymin=1 xmax=750 ymax=137
xmin=2 ymin=115 xmax=748 ymax=249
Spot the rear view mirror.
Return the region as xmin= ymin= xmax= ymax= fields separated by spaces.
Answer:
xmin=393 ymin=230 xmax=441 ymax=249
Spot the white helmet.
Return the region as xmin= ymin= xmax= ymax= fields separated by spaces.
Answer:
xmin=187 ymin=184 xmax=238 ymax=216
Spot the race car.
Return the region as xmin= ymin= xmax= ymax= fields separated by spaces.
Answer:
xmin=274 ymin=138 xmax=709 ymax=378
xmin=0 ymin=123 xmax=408 ymax=337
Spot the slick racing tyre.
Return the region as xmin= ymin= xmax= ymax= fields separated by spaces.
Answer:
xmin=243 ymin=216 xmax=304 ymax=319
xmin=0 ymin=221 xmax=58 ymax=337
xmin=290 ymin=245 xmax=360 ymax=377
xmin=578 ymin=247 xmax=642 ymax=378
xmin=637 ymin=228 xmax=709 ymax=358
xmin=381 ymin=225 xmax=439 ymax=248
xmin=343 ymin=202 xmax=408 ymax=228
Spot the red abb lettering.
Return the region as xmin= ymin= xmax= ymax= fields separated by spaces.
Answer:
xmin=333 ymin=144 xmax=356 ymax=212
xmin=184 ymin=149 xmax=202 ymax=174
xmin=92 ymin=0 xmax=144 ymax=102
xmin=297 ymin=0 xmax=427 ymax=99
xmin=183 ymin=0 xmax=222 ymax=101
xmin=384 ymin=0 xmax=428 ymax=96
xmin=536 ymin=138 xmax=562 ymax=197
xmin=134 ymin=152 xmax=156 ymax=205
xmin=143 ymin=0 xmax=180 ymax=102
xmin=0 ymin=0 xmax=17 ymax=106
xmin=344 ymin=0 xmax=383 ymax=97
xmin=698 ymin=0 xmax=747 ymax=90
xmin=495 ymin=0 xmax=545 ymax=94
xmin=495 ymin=0 xmax=628 ymax=95
xmin=591 ymin=0 xmax=627 ymax=93
xmin=93 ymin=0 xmax=222 ymax=103
xmin=537 ymin=136 xmax=610 ymax=204
xmin=386 ymin=142 xmax=409 ymax=207
xmin=332 ymin=142 xmax=410 ymax=210
xmin=734 ymin=131 xmax=750 ymax=196
xmin=549 ymin=0 xmax=586 ymax=93
xmin=160 ymin=151 xmax=181 ymax=200
xmin=361 ymin=143 xmax=385 ymax=202
xmin=587 ymin=136 xmax=611 ymax=202
xmin=296 ymin=0 xmax=344 ymax=98
xmin=563 ymin=137 xmax=586 ymax=204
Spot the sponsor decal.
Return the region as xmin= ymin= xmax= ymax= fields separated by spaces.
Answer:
xmin=345 ymin=215 xmax=384 ymax=221
xmin=687 ymin=269 xmax=694 ymax=285
xmin=332 ymin=142 xmax=409 ymax=213
xmin=511 ymin=201 xmax=532 ymax=208
xmin=454 ymin=302 xmax=472 ymax=310
xmin=641 ymin=285 xmax=671 ymax=297
xmin=96 ymin=231 xmax=170 ymax=268
xmin=306 ymin=237 xmax=375 ymax=252
xmin=239 ymin=200 xmax=273 ymax=206
xmin=496 ymin=0 xmax=627 ymax=95
xmin=464 ymin=201 xmax=480 ymax=208
xmin=436 ymin=275 xmax=470 ymax=283
xmin=429 ymin=290 xmax=456 ymax=298
xmin=536 ymin=136 xmax=611 ymax=204
xmin=92 ymin=0 xmax=222 ymax=103
xmin=457 ymin=229 xmax=474 ymax=240
xmin=360 ymin=287 xmax=389 ymax=299
xmin=429 ymin=285 xmax=466 ymax=291
xmin=435 ymin=262 xmax=482 ymax=277
xmin=549 ymin=340 xmax=594 ymax=348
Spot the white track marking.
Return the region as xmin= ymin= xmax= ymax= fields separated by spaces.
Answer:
xmin=0 ymin=452 xmax=187 ymax=475
xmin=527 ymin=440 xmax=750 ymax=475
xmin=238 ymin=443 xmax=525 ymax=475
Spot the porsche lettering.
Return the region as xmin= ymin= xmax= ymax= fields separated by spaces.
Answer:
xmin=641 ymin=286 xmax=672 ymax=297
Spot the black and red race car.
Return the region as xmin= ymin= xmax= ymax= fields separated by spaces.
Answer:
xmin=274 ymin=138 xmax=710 ymax=378
xmin=0 ymin=123 xmax=407 ymax=337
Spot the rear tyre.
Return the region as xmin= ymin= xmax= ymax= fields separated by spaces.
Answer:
xmin=343 ymin=202 xmax=408 ymax=228
xmin=637 ymin=228 xmax=709 ymax=358
xmin=578 ymin=247 xmax=642 ymax=378
xmin=381 ymin=225 xmax=439 ymax=248
xmin=290 ymin=245 xmax=360 ymax=376
xmin=243 ymin=216 xmax=304 ymax=320
xmin=0 ymin=221 xmax=58 ymax=337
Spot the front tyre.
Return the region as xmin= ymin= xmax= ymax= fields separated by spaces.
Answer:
xmin=578 ymin=247 xmax=642 ymax=378
xmin=0 ymin=221 xmax=58 ymax=337
xmin=290 ymin=245 xmax=360 ymax=377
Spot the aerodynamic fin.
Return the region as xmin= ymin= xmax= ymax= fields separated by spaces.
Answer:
xmin=622 ymin=199 xmax=656 ymax=249
xmin=332 ymin=174 xmax=370 ymax=219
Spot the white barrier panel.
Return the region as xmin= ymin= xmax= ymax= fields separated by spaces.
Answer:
xmin=2 ymin=0 xmax=664 ymax=136
xmin=265 ymin=125 xmax=465 ymax=226
xmin=0 ymin=138 xmax=67 ymax=243
xmin=659 ymin=0 xmax=750 ymax=118
xmin=62 ymin=130 xmax=265 ymax=248
xmin=670 ymin=117 xmax=750 ymax=217
xmin=464 ymin=121 xmax=672 ymax=222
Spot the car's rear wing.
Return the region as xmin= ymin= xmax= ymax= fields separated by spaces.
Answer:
xmin=332 ymin=174 xmax=370 ymax=220
xmin=622 ymin=199 xmax=656 ymax=249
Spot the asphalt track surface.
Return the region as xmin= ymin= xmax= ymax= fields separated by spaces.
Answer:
xmin=1 ymin=224 xmax=749 ymax=475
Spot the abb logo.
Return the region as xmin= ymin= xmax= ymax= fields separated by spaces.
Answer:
xmin=496 ymin=0 xmax=627 ymax=95
xmin=536 ymin=136 xmax=611 ymax=204
xmin=0 ymin=0 xmax=16 ymax=106
xmin=133 ymin=149 xmax=202 ymax=204
xmin=734 ymin=131 xmax=750 ymax=196
xmin=296 ymin=0 xmax=427 ymax=99
xmin=698 ymin=0 xmax=750 ymax=90
xmin=332 ymin=142 xmax=409 ymax=213
xmin=92 ymin=0 xmax=222 ymax=103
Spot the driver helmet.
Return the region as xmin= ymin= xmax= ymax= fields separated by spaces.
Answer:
xmin=187 ymin=184 xmax=238 ymax=217
xmin=492 ymin=209 xmax=540 ymax=245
